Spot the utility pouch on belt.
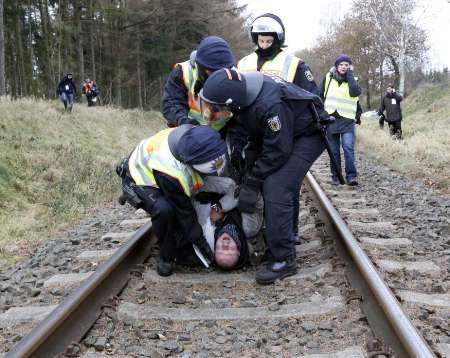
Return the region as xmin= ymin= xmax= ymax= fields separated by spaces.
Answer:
xmin=116 ymin=158 xmax=143 ymax=209
xmin=120 ymin=179 xmax=143 ymax=209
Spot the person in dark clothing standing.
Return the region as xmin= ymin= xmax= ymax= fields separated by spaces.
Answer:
xmin=199 ymin=68 xmax=328 ymax=285
xmin=56 ymin=73 xmax=77 ymax=111
xmin=238 ymin=13 xmax=318 ymax=244
xmin=319 ymin=54 xmax=362 ymax=186
xmin=378 ymin=84 xmax=403 ymax=140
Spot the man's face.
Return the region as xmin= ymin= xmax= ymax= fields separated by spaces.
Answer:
xmin=258 ymin=35 xmax=275 ymax=50
xmin=215 ymin=233 xmax=240 ymax=269
xmin=387 ymin=86 xmax=393 ymax=93
xmin=337 ymin=62 xmax=350 ymax=75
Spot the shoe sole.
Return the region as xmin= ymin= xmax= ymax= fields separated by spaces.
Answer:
xmin=255 ymin=268 xmax=298 ymax=285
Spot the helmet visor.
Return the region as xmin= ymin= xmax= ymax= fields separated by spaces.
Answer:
xmin=199 ymin=93 xmax=233 ymax=128
xmin=251 ymin=16 xmax=283 ymax=35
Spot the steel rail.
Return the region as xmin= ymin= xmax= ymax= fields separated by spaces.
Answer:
xmin=305 ymin=172 xmax=435 ymax=358
xmin=6 ymin=220 xmax=155 ymax=358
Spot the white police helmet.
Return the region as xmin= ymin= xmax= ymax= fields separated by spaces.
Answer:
xmin=250 ymin=13 xmax=285 ymax=45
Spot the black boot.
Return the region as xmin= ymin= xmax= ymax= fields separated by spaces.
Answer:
xmin=157 ymin=259 xmax=175 ymax=277
xmin=255 ymin=256 xmax=297 ymax=285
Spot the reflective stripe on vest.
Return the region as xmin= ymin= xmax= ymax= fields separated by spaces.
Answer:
xmin=128 ymin=128 xmax=204 ymax=197
xmin=237 ymin=51 xmax=300 ymax=83
xmin=323 ymin=73 xmax=359 ymax=120
xmin=177 ymin=61 xmax=233 ymax=131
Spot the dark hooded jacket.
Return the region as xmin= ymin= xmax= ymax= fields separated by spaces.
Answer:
xmin=57 ymin=76 xmax=77 ymax=96
xmin=378 ymin=92 xmax=403 ymax=122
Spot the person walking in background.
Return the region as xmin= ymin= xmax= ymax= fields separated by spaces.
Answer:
xmin=238 ymin=12 xmax=318 ymax=244
xmin=319 ymin=54 xmax=362 ymax=186
xmin=82 ymin=78 xmax=100 ymax=107
xmin=378 ymin=84 xmax=403 ymax=140
xmin=56 ymin=73 xmax=77 ymax=111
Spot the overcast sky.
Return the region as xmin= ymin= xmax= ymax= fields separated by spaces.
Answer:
xmin=237 ymin=0 xmax=450 ymax=70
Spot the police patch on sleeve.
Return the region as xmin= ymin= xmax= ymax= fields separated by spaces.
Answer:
xmin=305 ymin=69 xmax=314 ymax=82
xmin=267 ymin=116 xmax=281 ymax=132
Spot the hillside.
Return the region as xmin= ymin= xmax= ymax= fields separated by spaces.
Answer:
xmin=358 ymin=80 xmax=450 ymax=192
xmin=0 ymin=98 xmax=165 ymax=267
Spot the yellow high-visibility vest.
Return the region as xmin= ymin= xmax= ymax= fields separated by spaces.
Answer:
xmin=128 ymin=128 xmax=204 ymax=197
xmin=323 ymin=73 xmax=359 ymax=120
xmin=177 ymin=60 xmax=233 ymax=131
xmin=237 ymin=51 xmax=300 ymax=83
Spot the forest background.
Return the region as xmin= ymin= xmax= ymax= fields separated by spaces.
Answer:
xmin=0 ymin=0 xmax=448 ymax=109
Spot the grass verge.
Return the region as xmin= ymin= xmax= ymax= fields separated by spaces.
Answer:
xmin=0 ymin=97 xmax=165 ymax=269
xmin=357 ymin=80 xmax=450 ymax=193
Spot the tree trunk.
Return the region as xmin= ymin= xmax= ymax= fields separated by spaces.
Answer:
xmin=75 ymin=4 xmax=85 ymax=84
xmin=0 ymin=0 xmax=6 ymax=95
xmin=15 ymin=6 xmax=26 ymax=96
xmin=398 ymin=24 xmax=406 ymax=95
xmin=89 ymin=0 xmax=96 ymax=80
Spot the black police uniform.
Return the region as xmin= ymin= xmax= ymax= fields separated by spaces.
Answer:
xmin=235 ymin=76 xmax=326 ymax=261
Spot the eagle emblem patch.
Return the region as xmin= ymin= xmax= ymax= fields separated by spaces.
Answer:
xmin=267 ymin=116 xmax=281 ymax=132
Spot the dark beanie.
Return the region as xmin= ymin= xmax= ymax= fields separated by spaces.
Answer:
xmin=214 ymin=223 xmax=242 ymax=250
xmin=170 ymin=125 xmax=227 ymax=165
xmin=196 ymin=36 xmax=235 ymax=70
xmin=334 ymin=54 xmax=352 ymax=68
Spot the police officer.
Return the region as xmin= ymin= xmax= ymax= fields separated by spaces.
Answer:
xmin=238 ymin=13 xmax=318 ymax=244
xmin=238 ymin=13 xmax=318 ymax=94
xmin=199 ymin=69 xmax=327 ymax=284
xmin=118 ymin=125 xmax=228 ymax=277
xmin=161 ymin=36 xmax=236 ymax=131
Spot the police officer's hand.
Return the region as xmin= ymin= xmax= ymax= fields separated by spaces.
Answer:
xmin=193 ymin=236 xmax=214 ymax=263
xmin=238 ymin=176 xmax=263 ymax=214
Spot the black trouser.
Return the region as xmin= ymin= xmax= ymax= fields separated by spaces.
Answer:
xmin=388 ymin=121 xmax=402 ymax=139
xmin=134 ymin=185 xmax=178 ymax=262
xmin=263 ymin=133 xmax=325 ymax=261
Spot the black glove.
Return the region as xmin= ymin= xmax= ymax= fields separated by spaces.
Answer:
xmin=193 ymin=236 xmax=214 ymax=263
xmin=355 ymin=118 xmax=361 ymax=125
xmin=238 ymin=176 xmax=263 ymax=214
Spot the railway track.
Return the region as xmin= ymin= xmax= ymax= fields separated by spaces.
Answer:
xmin=1 ymin=155 xmax=449 ymax=357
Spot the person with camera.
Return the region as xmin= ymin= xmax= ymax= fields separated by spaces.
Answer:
xmin=378 ymin=84 xmax=403 ymax=140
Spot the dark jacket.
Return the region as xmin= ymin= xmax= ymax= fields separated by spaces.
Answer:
xmin=235 ymin=75 xmax=326 ymax=180
xmin=318 ymin=68 xmax=362 ymax=133
xmin=378 ymin=92 xmax=403 ymax=122
xmin=161 ymin=65 xmax=190 ymax=127
xmin=57 ymin=76 xmax=77 ymax=96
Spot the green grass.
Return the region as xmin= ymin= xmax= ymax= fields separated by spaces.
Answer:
xmin=0 ymin=98 xmax=165 ymax=268
xmin=358 ymin=79 xmax=450 ymax=192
